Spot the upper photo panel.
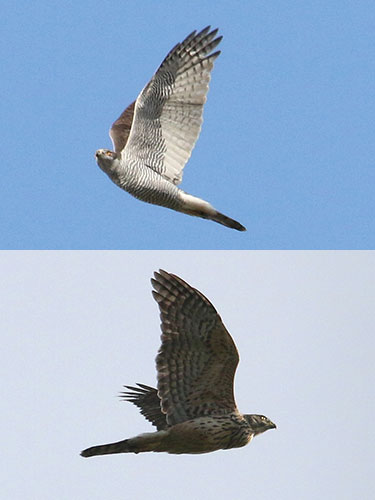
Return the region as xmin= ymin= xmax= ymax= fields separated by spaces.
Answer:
xmin=2 ymin=1 xmax=374 ymax=249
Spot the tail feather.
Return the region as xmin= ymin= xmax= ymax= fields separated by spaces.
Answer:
xmin=180 ymin=192 xmax=246 ymax=231
xmin=210 ymin=210 xmax=246 ymax=231
xmin=81 ymin=431 xmax=168 ymax=457
xmin=81 ymin=439 xmax=132 ymax=457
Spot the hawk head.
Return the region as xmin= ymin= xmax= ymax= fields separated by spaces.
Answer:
xmin=95 ymin=149 xmax=119 ymax=175
xmin=244 ymin=414 xmax=276 ymax=436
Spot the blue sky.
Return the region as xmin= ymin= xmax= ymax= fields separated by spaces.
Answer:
xmin=2 ymin=251 xmax=374 ymax=499
xmin=1 ymin=1 xmax=374 ymax=249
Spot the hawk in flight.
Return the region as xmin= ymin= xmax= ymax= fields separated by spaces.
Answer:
xmin=96 ymin=27 xmax=246 ymax=231
xmin=81 ymin=270 xmax=275 ymax=457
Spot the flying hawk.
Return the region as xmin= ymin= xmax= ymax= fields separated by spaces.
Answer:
xmin=81 ymin=270 xmax=275 ymax=457
xmin=96 ymin=27 xmax=246 ymax=231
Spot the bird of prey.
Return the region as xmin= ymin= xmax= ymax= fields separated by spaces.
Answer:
xmin=95 ymin=27 xmax=246 ymax=231
xmin=81 ymin=270 xmax=275 ymax=457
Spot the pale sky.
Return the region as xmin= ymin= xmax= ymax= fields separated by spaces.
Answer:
xmin=1 ymin=251 xmax=374 ymax=499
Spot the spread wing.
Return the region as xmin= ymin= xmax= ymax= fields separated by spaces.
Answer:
xmin=120 ymin=383 xmax=168 ymax=431
xmin=152 ymin=270 xmax=240 ymax=426
xmin=112 ymin=27 xmax=222 ymax=185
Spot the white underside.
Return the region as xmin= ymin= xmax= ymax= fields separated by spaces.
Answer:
xmin=180 ymin=192 xmax=215 ymax=215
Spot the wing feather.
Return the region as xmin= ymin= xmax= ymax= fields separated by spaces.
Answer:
xmin=110 ymin=101 xmax=135 ymax=154
xmin=120 ymin=383 xmax=168 ymax=431
xmin=152 ymin=270 xmax=239 ymax=426
xmin=116 ymin=27 xmax=222 ymax=185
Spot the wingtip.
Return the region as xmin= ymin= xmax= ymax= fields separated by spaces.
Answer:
xmin=151 ymin=269 xmax=172 ymax=289
xmin=198 ymin=25 xmax=211 ymax=35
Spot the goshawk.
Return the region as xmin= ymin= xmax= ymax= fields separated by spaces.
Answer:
xmin=96 ymin=27 xmax=246 ymax=231
xmin=81 ymin=270 xmax=275 ymax=457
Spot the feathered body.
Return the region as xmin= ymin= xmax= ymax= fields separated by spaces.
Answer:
xmin=81 ymin=271 xmax=275 ymax=457
xmin=96 ymin=27 xmax=246 ymax=231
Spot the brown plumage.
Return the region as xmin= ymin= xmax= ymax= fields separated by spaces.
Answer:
xmin=109 ymin=100 xmax=135 ymax=154
xmin=81 ymin=270 xmax=275 ymax=457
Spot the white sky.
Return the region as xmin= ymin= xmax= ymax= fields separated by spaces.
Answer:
xmin=1 ymin=251 xmax=374 ymax=499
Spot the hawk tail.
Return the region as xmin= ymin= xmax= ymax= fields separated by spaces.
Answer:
xmin=81 ymin=439 xmax=131 ymax=457
xmin=81 ymin=431 xmax=168 ymax=457
xmin=180 ymin=192 xmax=246 ymax=231
xmin=210 ymin=210 xmax=246 ymax=231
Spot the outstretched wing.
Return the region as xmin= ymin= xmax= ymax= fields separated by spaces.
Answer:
xmin=120 ymin=383 xmax=168 ymax=431
xmin=114 ymin=27 xmax=222 ymax=185
xmin=152 ymin=270 xmax=240 ymax=426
